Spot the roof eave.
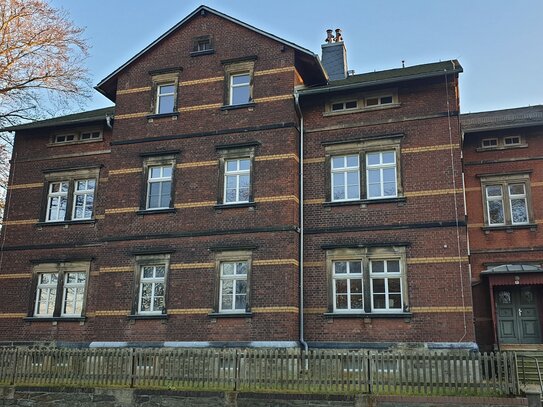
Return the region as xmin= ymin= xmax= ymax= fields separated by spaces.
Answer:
xmin=463 ymin=120 xmax=543 ymax=134
xmin=3 ymin=109 xmax=114 ymax=132
xmin=297 ymin=67 xmax=463 ymax=97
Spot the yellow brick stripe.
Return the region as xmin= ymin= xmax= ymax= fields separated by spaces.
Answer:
xmin=117 ymin=87 xmax=152 ymax=95
xmin=0 ymin=273 xmax=31 ymax=279
xmin=256 ymin=195 xmax=299 ymax=204
xmin=407 ymin=256 xmax=468 ymax=264
xmin=179 ymin=103 xmax=222 ymax=113
xmin=94 ymin=214 xmax=105 ymax=220
xmin=304 ymin=157 xmax=325 ymax=164
xmin=93 ymin=310 xmax=129 ymax=317
xmin=169 ymin=308 xmax=211 ymax=315
xmin=253 ymin=259 xmax=299 ymax=267
xmin=99 ymin=266 xmax=132 ymax=273
xmin=8 ymin=182 xmax=43 ymax=190
xmin=467 ymin=223 xmax=484 ymax=228
xmin=255 ymin=153 xmax=299 ymax=163
xmin=180 ymin=77 xmax=223 ymax=86
xmin=2 ymin=219 xmax=38 ymax=226
xmin=464 ymin=187 xmax=481 ymax=193
xmin=254 ymin=67 xmax=295 ymax=76
xmin=304 ymin=308 xmax=326 ymax=315
xmin=104 ymin=207 xmax=138 ymax=215
xmin=254 ymin=94 xmax=292 ymax=103
xmin=404 ymin=189 xmax=457 ymax=197
xmin=109 ymin=168 xmax=141 ymax=175
xmin=532 ymin=182 xmax=543 ymax=187
xmin=0 ymin=313 xmax=26 ymax=319
xmin=174 ymin=201 xmax=216 ymax=209
xmin=403 ymin=144 xmax=460 ymax=154
xmin=171 ymin=262 xmax=215 ymax=270
xmin=177 ymin=161 xmax=216 ymax=169
xmin=253 ymin=306 xmax=298 ymax=313
xmin=411 ymin=306 xmax=473 ymax=313
xmin=303 ymin=198 xmax=325 ymax=205
xmin=114 ymin=112 xmax=148 ymax=120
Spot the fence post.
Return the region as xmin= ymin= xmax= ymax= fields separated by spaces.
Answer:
xmin=129 ymin=348 xmax=136 ymax=388
xmin=10 ymin=348 xmax=18 ymax=386
xmin=367 ymin=351 xmax=372 ymax=394
xmin=234 ymin=348 xmax=240 ymax=392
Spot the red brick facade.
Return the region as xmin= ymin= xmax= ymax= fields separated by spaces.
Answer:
xmin=0 ymin=6 xmax=475 ymax=348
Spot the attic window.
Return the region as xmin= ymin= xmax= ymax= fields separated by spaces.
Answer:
xmin=53 ymin=131 xmax=102 ymax=145
xmin=481 ymin=138 xmax=498 ymax=148
xmin=54 ymin=134 xmax=76 ymax=143
xmin=332 ymin=101 xmax=358 ymax=111
xmin=191 ymin=36 xmax=214 ymax=56
xmin=504 ymin=136 xmax=521 ymax=146
xmin=366 ymin=95 xmax=393 ymax=107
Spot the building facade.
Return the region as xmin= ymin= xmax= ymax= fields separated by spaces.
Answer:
xmin=463 ymin=106 xmax=543 ymax=351
xmin=0 ymin=6 xmax=475 ymax=349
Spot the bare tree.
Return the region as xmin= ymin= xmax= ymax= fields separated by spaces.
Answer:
xmin=0 ymin=0 xmax=91 ymax=131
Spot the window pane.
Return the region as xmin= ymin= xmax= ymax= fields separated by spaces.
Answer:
xmin=488 ymin=200 xmax=505 ymax=224
xmin=511 ymin=199 xmax=528 ymax=223
xmin=225 ymin=189 xmax=236 ymax=203
xmin=349 ymin=261 xmax=361 ymax=274
xmin=367 ymin=153 xmax=380 ymax=166
xmin=388 ymin=278 xmax=401 ymax=293
xmin=336 ymin=294 xmax=348 ymax=309
xmin=232 ymin=74 xmax=250 ymax=85
xmin=239 ymin=175 xmax=250 ymax=188
xmin=382 ymin=151 xmax=395 ymax=164
xmin=236 ymin=262 xmax=247 ymax=275
xmin=159 ymin=85 xmax=175 ymax=95
xmin=235 ymin=295 xmax=246 ymax=310
xmin=155 ymin=266 xmax=165 ymax=278
xmin=239 ymin=159 xmax=250 ymax=171
xmin=380 ymin=96 xmax=393 ymax=104
xmin=331 ymin=156 xmax=344 ymax=169
xmin=366 ymin=98 xmax=378 ymax=106
xmin=236 ymin=280 xmax=247 ymax=294
xmin=345 ymin=101 xmax=358 ymax=109
xmin=373 ymin=294 xmax=386 ymax=309
xmin=226 ymin=161 xmax=237 ymax=172
xmin=222 ymin=263 xmax=235 ymax=276
xmin=509 ymin=184 xmax=525 ymax=195
xmin=351 ymin=294 xmax=363 ymax=309
xmin=154 ymin=283 xmax=165 ymax=297
xmin=158 ymin=90 xmax=173 ymax=112
xmin=331 ymin=103 xmax=344 ymax=111
xmin=367 ymin=169 xmax=380 ymax=183
xmin=162 ymin=167 xmax=172 ymax=178
xmin=346 ymin=171 xmax=359 ymax=186
xmin=239 ymin=188 xmax=250 ymax=202
xmin=335 ymin=279 xmax=347 ymax=294
xmin=221 ymin=295 xmax=233 ymax=310
xmin=153 ymin=296 xmax=164 ymax=311
xmin=350 ymin=279 xmax=362 ymax=294
xmin=150 ymin=167 xmax=162 ymax=178
xmin=232 ymin=86 xmax=250 ymax=105
xmin=334 ymin=262 xmax=347 ymax=274
xmin=333 ymin=187 xmax=345 ymax=201
xmin=347 ymin=185 xmax=359 ymax=200
xmin=383 ymin=182 xmax=396 ymax=197
xmin=346 ymin=155 xmax=358 ymax=167
xmin=226 ymin=175 xmax=237 ymax=189
xmin=143 ymin=266 xmax=154 ymax=279
xmin=387 ymin=260 xmax=400 ymax=273
xmin=382 ymin=168 xmax=396 ymax=182
xmin=372 ymin=279 xmax=385 ymax=293
xmin=486 ymin=185 xmax=502 ymax=197
xmin=372 ymin=261 xmax=384 ymax=273
xmin=389 ymin=294 xmax=402 ymax=309
xmin=332 ymin=172 xmax=345 ymax=187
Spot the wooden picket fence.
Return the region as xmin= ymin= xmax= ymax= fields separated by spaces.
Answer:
xmin=0 ymin=347 xmax=519 ymax=396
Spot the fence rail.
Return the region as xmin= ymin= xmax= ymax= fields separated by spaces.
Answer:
xmin=0 ymin=347 xmax=518 ymax=396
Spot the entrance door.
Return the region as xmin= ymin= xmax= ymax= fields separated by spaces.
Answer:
xmin=496 ymin=286 xmax=541 ymax=344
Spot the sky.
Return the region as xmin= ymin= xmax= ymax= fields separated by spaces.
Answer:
xmin=48 ymin=0 xmax=543 ymax=114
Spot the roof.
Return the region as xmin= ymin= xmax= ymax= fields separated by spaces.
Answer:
xmin=298 ymin=60 xmax=462 ymax=96
xmin=96 ymin=5 xmax=326 ymax=101
xmin=481 ymin=264 xmax=543 ymax=275
xmin=2 ymin=107 xmax=115 ymax=132
xmin=461 ymin=105 xmax=543 ymax=133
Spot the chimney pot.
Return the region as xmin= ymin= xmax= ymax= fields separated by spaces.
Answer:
xmin=335 ymin=28 xmax=343 ymax=42
xmin=325 ymin=29 xmax=335 ymax=43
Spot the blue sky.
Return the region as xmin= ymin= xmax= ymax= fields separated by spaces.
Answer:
xmin=49 ymin=0 xmax=543 ymax=114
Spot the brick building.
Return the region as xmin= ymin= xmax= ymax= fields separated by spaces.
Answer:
xmin=463 ymin=106 xmax=543 ymax=351
xmin=0 ymin=6 xmax=475 ymax=349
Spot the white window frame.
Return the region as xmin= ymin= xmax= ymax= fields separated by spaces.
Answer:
xmin=156 ymin=83 xmax=176 ymax=115
xmin=508 ymin=183 xmax=529 ymax=225
xmin=138 ymin=265 xmax=166 ymax=315
xmin=80 ymin=131 xmax=101 ymax=141
xmin=365 ymin=94 xmax=394 ymax=107
xmin=485 ymin=184 xmax=506 ymax=226
xmin=366 ymin=150 xmax=398 ymax=199
xmin=331 ymin=100 xmax=358 ymax=112
xmin=46 ymin=181 xmax=69 ymax=222
xmin=34 ymin=273 xmax=58 ymax=317
xmin=504 ymin=136 xmax=521 ymax=146
xmin=71 ymin=179 xmax=96 ymax=220
xmin=481 ymin=138 xmax=499 ymax=148
xmin=61 ymin=272 xmax=87 ymax=317
xmin=331 ymin=154 xmax=360 ymax=202
xmin=146 ymin=165 xmax=173 ymax=210
xmin=219 ymin=261 xmax=248 ymax=313
xmin=224 ymin=158 xmax=251 ymax=204
xmin=332 ymin=261 xmax=364 ymax=313
xmin=369 ymin=259 xmax=404 ymax=313
xmin=229 ymin=73 xmax=251 ymax=105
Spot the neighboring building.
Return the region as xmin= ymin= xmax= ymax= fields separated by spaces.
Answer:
xmin=0 ymin=6 xmax=475 ymax=349
xmin=463 ymin=106 xmax=543 ymax=351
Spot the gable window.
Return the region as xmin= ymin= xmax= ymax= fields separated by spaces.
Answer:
xmin=156 ymin=84 xmax=176 ymax=115
xmin=212 ymin=250 xmax=252 ymax=315
xmin=331 ymin=155 xmax=360 ymax=201
xmin=132 ymin=253 xmax=170 ymax=316
xmin=481 ymin=173 xmax=533 ymax=227
xmin=325 ymin=135 xmax=403 ymax=203
xmin=43 ymin=167 xmax=99 ymax=223
xmin=216 ymin=142 xmax=257 ymax=206
xmin=331 ymin=100 xmax=358 ymax=112
xmin=326 ymin=247 xmax=408 ymax=315
xmin=31 ymin=261 xmax=90 ymax=319
xmin=325 ymin=90 xmax=397 ymax=116
xmin=478 ymin=135 xmax=526 ymax=151
xmin=191 ymin=35 xmax=214 ymax=56
xmin=80 ymin=131 xmax=101 ymax=141
xmin=140 ymin=152 xmax=178 ymax=212
xmin=366 ymin=95 xmax=393 ymax=107
xmin=366 ymin=151 xmax=397 ymax=199
xmin=222 ymin=58 xmax=255 ymax=107
xmin=53 ymin=130 xmax=102 ymax=145
xmin=54 ymin=134 xmax=76 ymax=144
xmin=481 ymin=138 xmax=498 ymax=148
xmin=504 ymin=136 xmax=521 ymax=146
xmin=147 ymin=165 xmax=172 ymax=209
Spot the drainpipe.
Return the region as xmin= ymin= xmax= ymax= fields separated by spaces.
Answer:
xmin=294 ymin=91 xmax=308 ymax=361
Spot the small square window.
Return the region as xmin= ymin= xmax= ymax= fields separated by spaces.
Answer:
xmin=481 ymin=138 xmax=498 ymax=148
xmin=504 ymin=136 xmax=521 ymax=146
xmin=197 ymin=38 xmax=211 ymax=52
xmin=80 ymin=131 xmax=101 ymax=140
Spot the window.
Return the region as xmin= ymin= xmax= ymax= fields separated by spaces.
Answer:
xmin=326 ymin=247 xmax=407 ymax=315
xmin=366 ymin=151 xmax=397 ymax=199
xmin=216 ymin=142 xmax=257 ymax=206
xmin=481 ymin=173 xmax=532 ymax=227
xmin=331 ymin=101 xmax=358 ymax=112
xmin=133 ymin=253 xmax=170 ymax=316
xmin=31 ymin=262 xmax=90 ymax=318
xmin=149 ymin=69 xmax=180 ymax=116
xmin=53 ymin=130 xmax=102 ymax=144
xmin=138 ymin=265 xmax=166 ymax=314
xmin=222 ymin=58 xmax=255 ymax=107
xmin=156 ymin=84 xmax=176 ymax=115
xmin=325 ymin=136 xmax=402 ymax=203
xmin=370 ymin=260 xmax=403 ymax=312
xmin=504 ymin=136 xmax=521 ymax=146
xmin=366 ymin=95 xmax=393 ymax=107
xmin=331 ymin=155 xmax=360 ymax=201
xmin=481 ymin=138 xmax=498 ymax=148
xmin=43 ymin=168 xmax=99 ymax=223
xmin=325 ymin=90 xmax=397 ymax=116
xmin=219 ymin=262 xmax=248 ymax=312
xmin=191 ymin=35 xmax=213 ymax=55
xmin=147 ymin=165 xmax=172 ymax=209
xmin=332 ymin=261 xmax=363 ymax=312
xmin=213 ymin=250 xmax=252 ymax=315
xmin=140 ymin=152 xmax=178 ymax=212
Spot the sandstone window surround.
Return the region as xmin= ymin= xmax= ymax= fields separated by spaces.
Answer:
xmin=221 ymin=56 xmax=256 ymax=109
xmin=323 ymin=134 xmax=404 ymax=206
xmin=41 ymin=166 xmax=100 ymax=224
xmin=325 ymin=246 xmax=409 ymax=317
xmin=138 ymin=151 xmax=179 ymax=215
xmin=479 ymin=172 xmax=534 ymax=229
xmin=148 ymin=68 xmax=182 ymax=119
xmin=131 ymin=253 xmax=171 ymax=319
xmin=28 ymin=260 xmax=90 ymax=321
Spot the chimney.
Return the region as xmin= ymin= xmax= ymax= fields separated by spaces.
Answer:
xmin=321 ymin=28 xmax=348 ymax=81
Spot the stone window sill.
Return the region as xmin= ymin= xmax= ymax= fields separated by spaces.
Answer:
xmin=146 ymin=112 xmax=179 ymax=121
xmin=482 ymin=223 xmax=537 ymax=233
xmin=214 ymin=202 xmax=256 ymax=210
xmin=24 ymin=317 xmax=86 ymax=322
xmin=36 ymin=220 xmax=96 ymax=227
xmin=136 ymin=208 xmax=177 ymax=216
xmin=190 ymin=50 xmax=215 ymax=57
xmin=323 ymin=312 xmax=412 ymax=319
xmin=208 ymin=312 xmax=253 ymax=318
xmin=221 ymin=103 xmax=256 ymax=111
xmin=323 ymin=197 xmax=406 ymax=207
xmin=127 ymin=314 xmax=168 ymax=320
xmin=323 ymin=103 xmax=400 ymax=117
